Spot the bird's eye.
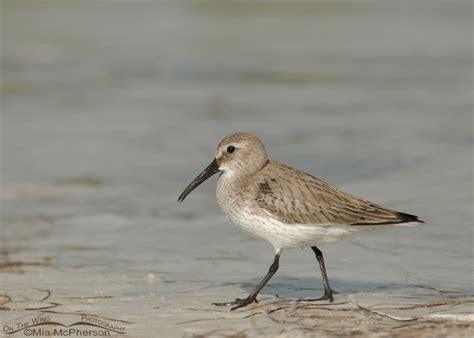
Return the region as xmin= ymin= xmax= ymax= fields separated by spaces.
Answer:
xmin=227 ymin=146 xmax=235 ymax=153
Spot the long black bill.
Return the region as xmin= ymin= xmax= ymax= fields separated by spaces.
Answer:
xmin=178 ymin=159 xmax=220 ymax=202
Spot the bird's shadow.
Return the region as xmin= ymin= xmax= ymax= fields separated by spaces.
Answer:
xmin=233 ymin=275 xmax=416 ymax=300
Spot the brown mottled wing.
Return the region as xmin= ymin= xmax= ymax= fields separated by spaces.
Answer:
xmin=255 ymin=161 xmax=422 ymax=226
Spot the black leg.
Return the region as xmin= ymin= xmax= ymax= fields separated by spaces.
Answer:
xmin=307 ymin=246 xmax=336 ymax=302
xmin=213 ymin=254 xmax=280 ymax=310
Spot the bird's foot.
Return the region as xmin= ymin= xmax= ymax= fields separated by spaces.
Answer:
xmin=212 ymin=297 xmax=258 ymax=311
xmin=299 ymin=288 xmax=337 ymax=302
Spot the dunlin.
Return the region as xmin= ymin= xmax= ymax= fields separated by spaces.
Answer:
xmin=178 ymin=132 xmax=423 ymax=310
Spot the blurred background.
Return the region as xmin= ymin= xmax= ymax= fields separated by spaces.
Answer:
xmin=1 ymin=0 xmax=472 ymax=326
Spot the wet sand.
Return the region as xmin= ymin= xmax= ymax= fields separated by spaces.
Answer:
xmin=1 ymin=0 xmax=473 ymax=337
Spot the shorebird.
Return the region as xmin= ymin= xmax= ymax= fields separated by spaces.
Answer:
xmin=178 ymin=132 xmax=423 ymax=310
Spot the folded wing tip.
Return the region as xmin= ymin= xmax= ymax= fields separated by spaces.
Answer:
xmin=397 ymin=211 xmax=424 ymax=224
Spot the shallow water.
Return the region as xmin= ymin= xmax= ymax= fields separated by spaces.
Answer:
xmin=1 ymin=0 xmax=473 ymax=337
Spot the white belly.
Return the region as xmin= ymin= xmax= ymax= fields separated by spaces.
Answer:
xmin=226 ymin=206 xmax=359 ymax=253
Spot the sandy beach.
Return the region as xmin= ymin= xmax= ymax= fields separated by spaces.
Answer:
xmin=1 ymin=1 xmax=473 ymax=337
